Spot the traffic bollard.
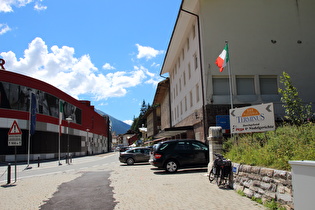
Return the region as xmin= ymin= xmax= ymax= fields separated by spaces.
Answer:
xmin=7 ymin=163 xmax=11 ymax=184
xmin=38 ymin=157 xmax=40 ymax=167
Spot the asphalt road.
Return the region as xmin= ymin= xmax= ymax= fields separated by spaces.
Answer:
xmin=40 ymin=171 xmax=116 ymax=210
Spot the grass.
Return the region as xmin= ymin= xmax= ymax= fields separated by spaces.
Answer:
xmin=223 ymin=123 xmax=315 ymax=171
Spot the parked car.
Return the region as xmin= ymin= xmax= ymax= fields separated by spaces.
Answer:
xmin=119 ymin=147 xmax=151 ymax=165
xmin=119 ymin=146 xmax=131 ymax=153
xmin=149 ymin=139 xmax=209 ymax=173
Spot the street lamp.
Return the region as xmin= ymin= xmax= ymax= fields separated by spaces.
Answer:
xmin=66 ymin=117 xmax=72 ymax=164
xmin=86 ymin=129 xmax=90 ymax=155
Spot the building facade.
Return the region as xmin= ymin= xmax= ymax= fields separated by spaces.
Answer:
xmin=157 ymin=0 xmax=315 ymax=143
xmin=0 ymin=70 xmax=111 ymax=162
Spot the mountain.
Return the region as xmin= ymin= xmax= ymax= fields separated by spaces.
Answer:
xmin=95 ymin=109 xmax=131 ymax=135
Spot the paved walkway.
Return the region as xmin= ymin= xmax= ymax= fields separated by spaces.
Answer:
xmin=110 ymin=159 xmax=265 ymax=210
xmin=0 ymin=153 xmax=265 ymax=209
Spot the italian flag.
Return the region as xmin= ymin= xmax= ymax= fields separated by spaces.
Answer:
xmin=59 ymin=101 xmax=63 ymax=135
xmin=215 ymin=44 xmax=229 ymax=72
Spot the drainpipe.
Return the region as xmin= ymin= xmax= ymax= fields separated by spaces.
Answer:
xmin=180 ymin=8 xmax=207 ymax=142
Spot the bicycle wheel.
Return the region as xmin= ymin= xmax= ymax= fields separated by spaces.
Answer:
xmin=209 ymin=168 xmax=215 ymax=182
xmin=216 ymin=174 xmax=222 ymax=186
xmin=216 ymin=168 xmax=223 ymax=186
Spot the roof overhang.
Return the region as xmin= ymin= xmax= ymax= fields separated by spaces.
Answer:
xmin=160 ymin=0 xmax=199 ymax=75
xmin=153 ymin=126 xmax=194 ymax=139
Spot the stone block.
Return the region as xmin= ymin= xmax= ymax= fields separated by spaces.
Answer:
xmin=260 ymin=168 xmax=274 ymax=177
xmin=262 ymin=176 xmax=272 ymax=183
xmin=260 ymin=182 xmax=272 ymax=190
xmin=274 ymin=169 xmax=287 ymax=180
xmin=244 ymin=188 xmax=254 ymax=198
xmin=248 ymin=173 xmax=262 ymax=181
xmin=250 ymin=166 xmax=261 ymax=174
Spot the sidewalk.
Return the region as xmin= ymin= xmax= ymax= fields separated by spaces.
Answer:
xmin=110 ymin=160 xmax=265 ymax=210
xmin=0 ymin=153 xmax=265 ymax=209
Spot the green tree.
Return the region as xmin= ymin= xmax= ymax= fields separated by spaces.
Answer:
xmin=278 ymin=72 xmax=312 ymax=125
xmin=130 ymin=100 xmax=150 ymax=136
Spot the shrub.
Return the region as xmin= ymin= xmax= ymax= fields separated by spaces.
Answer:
xmin=224 ymin=124 xmax=315 ymax=170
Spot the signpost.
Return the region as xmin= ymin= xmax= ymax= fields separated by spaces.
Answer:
xmin=8 ymin=120 xmax=22 ymax=183
xmin=229 ymin=103 xmax=275 ymax=134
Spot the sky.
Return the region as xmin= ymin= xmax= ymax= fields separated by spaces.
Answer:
xmin=0 ymin=0 xmax=182 ymax=125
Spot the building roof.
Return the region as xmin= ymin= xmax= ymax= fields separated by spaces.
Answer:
xmin=160 ymin=0 xmax=198 ymax=75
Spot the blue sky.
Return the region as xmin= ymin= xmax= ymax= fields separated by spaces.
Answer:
xmin=0 ymin=0 xmax=182 ymax=125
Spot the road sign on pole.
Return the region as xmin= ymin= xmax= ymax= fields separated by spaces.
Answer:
xmin=229 ymin=103 xmax=275 ymax=134
xmin=8 ymin=120 xmax=22 ymax=146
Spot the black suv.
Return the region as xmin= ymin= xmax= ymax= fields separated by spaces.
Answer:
xmin=149 ymin=139 xmax=209 ymax=173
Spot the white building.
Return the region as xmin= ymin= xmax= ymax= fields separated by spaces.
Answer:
xmin=159 ymin=0 xmax=315 ymax=142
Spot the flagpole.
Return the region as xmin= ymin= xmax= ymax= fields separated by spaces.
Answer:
xmin=58 ymin=101 xmax=62 ymax=166
xmin=26 ymin=91 xmax=32 ymax=169
xmin=226 ymin=40 xmax=234 ymax=110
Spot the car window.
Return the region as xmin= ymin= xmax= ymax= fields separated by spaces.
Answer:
xmin=143 ymin=149 xmax=150 ymax=154
xmin=191 ymin=142 xmax=208 ymax=151
xmin=158 ymin=142 xmax=170 ymax=151
xmin=134 ymin=149 xmax=142 ymax=153
xmin=174 ymin=141 xmax=191 ymax=151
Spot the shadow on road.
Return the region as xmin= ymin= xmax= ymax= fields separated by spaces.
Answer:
xmin=152 ymin=167 xmax=207 ymax=175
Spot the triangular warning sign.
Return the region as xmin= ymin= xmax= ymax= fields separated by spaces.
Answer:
xmin=8 ymin=120 xmax=22 ymax=135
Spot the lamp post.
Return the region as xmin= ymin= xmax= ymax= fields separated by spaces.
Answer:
xmin=66 ymin=117 xmax=72 ymax=164
xmin=86 ymin=129 xmax=90 ymax=155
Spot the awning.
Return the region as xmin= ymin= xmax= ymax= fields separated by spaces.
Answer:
xmin=153 ymin=126 xmax=194 ymax=139
xmin=144 ymin=137 xmax=166 ymax=144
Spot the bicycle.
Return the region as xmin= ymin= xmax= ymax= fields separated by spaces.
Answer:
xmin=209 ymin=153 xmax=232 ymax=187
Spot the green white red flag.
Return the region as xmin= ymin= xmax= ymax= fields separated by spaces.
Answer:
xmin=215 ymin=44 xmax=229 ymax=72
xmin=59 ymin=101 xmax=63 ymax=135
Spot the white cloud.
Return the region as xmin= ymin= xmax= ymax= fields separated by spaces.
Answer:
xmin=0 ymin=23 xmax=11 ymax=35
xmin=0 ymin=0 xmax=46 ymax=13
xmin=136 ymin=44 xmax=164 ymax=60
xmin=102 ymin=63 xmax=115 ymax=70
xmin=123 ymin=120 xmax=133 ymax=125
xmin=0 ymin=37 xmax=159 ymax=101
xmin=34 ymin=1 xmax=47 ymax=11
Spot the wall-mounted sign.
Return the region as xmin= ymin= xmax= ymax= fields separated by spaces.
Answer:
xmin=230 ymin=103 xmax=275 ymax=134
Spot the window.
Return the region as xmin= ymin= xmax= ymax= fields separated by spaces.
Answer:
xmin=173 ymin=88 xmax=175 ymax=99
xmin=175 ymin=141 xmax=191 ymax=151
xmin=188 ymin=63 xmax=191 ymax=79
xmin=176 ymin=84 xmax=178 ymax=96
xmin=182 ymin=48 xmax=185 ymax=60
xmin=192 ymin=25 xmax=196 ymax=39
xmin=179 ymin=78 xmax=182 ymax=92
xmin=192 ymin=142 xmax=208 ymax=151
xmin=213 ymin=78 xmax=229 ymax=95
xmin=196 ymin=84 xmax=200 ymax=102
xmin=260 ymin=76 xmax=278 ymax=94
xmin=236 ymin=77 xmax=255 ymax=95
xmin=190 ymin=91 xmax=193 ymax=107
xmin=194 ymin=53 xmax=198 ymax=70
xmin=184 ymin=96 xmax=187 ymax=111
xmin=180 ymin=101 xmax=183 ymax=115
xmin=187 ymin=38 xmax=190 ymax=51
xmin=183 ymin=71 xmax=186 ymax=86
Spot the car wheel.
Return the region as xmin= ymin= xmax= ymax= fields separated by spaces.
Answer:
xmin=165 ymin=160 xmax=178 ymax=173
xmin=126 ymin=158 xmax=135 ymax=165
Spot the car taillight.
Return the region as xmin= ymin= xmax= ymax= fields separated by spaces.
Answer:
xmin=154 ymin=153 xmax=162 ymax=159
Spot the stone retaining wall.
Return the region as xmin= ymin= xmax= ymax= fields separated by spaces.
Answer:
xmin=232 ymin=163 xmax=293 ymax=209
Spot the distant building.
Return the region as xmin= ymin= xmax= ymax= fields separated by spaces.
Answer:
xmin=0 ymin=70 xmax=111 ymax=162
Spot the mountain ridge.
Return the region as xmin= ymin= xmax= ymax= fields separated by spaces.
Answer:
xmin=95 ymin=109 xmax=131 ymax=135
